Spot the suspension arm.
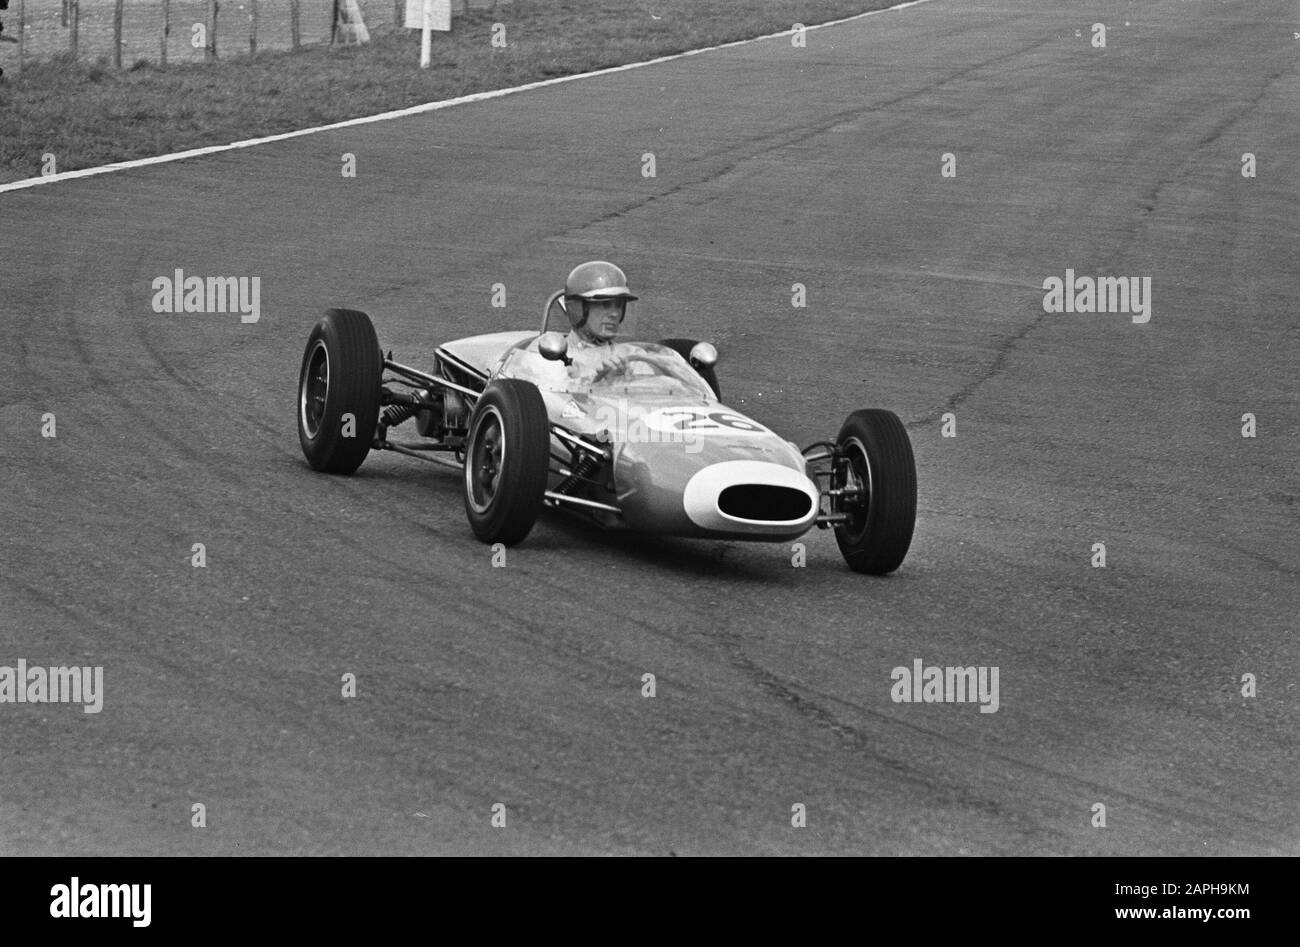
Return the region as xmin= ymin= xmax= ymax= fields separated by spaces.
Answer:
xmin=384 ymin=358 xmax=482 ymax=400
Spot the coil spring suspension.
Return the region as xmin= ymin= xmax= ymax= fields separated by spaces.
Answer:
xmin=555 ymin=451 xmax=601 ymax=494
xmin=381 ymin=403 xmax=418 ymax=427
xmin=381 ymin=393 xmax=423 ymax=428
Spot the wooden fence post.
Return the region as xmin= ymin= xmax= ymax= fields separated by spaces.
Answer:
xmin=69 ymin=0 xmax=79 ymax=57
xmin=205 ymin=0 xmax=217 ymax=60
xmin=113 ymin=0 xmax=123 ymax=68
xmin=249 ymin=0 xmax=257 ymax=56
xmin=289 ymin=0 xmax=299 ymax=49
xmin=160 ymin=0 xmax=169 ymax=66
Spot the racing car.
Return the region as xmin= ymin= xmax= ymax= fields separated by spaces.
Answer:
xmin=295 ymin=290 xmax=917 ymax=574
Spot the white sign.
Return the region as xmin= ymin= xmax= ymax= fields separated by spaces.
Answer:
xmin=405 ymin=0 xmax=451 ymax=31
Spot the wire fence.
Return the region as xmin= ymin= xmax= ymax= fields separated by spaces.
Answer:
xmin=0 ymin=0 xmax=503 ymax=71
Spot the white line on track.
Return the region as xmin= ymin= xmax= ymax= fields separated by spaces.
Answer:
xmin=0 ymin=0 xmax=937 ymax=195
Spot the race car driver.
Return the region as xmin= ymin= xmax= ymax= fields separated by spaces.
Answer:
xmin=561 ymin=260 xmax=637 ymax=383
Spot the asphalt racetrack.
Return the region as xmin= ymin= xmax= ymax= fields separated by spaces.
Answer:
xmin=1 ymin=0 xmax=1296 ymax=855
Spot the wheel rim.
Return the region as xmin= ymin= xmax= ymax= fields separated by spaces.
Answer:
xmin=835 ymin=436 xmax=873 ymax=542
xmin=300 ymin=340 xmax=329 ymax=440
xmin=466 ymin=405 xmax=506 ymax=515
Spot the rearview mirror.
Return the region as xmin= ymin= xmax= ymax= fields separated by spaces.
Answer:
xmin=538 ymin=331 xmax=571 ymax=364
xmin=689 ymin=341 xmax=718 ymax=369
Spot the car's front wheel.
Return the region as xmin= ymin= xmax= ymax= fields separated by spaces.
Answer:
xmin=297 ymin=308 xmax=382 ymax=474
xmin=462 ymin=379 xmax=551 ymax=545
xmin=832 ymin=409 xmax=917 ymax=574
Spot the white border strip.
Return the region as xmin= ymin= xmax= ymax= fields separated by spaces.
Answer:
xmin=0 ymin=0 xmax=936 ymax=195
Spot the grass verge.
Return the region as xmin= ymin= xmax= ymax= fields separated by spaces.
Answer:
xmin=0 ymin=1 xmax=897 ymax=184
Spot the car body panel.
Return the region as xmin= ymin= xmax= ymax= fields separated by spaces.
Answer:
xmin=442 ymin=331 xmax=820 ymax=541
xmin=438 ymin=331 xmax=534 ymax=377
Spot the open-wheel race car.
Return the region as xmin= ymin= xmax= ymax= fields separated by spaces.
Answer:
xmin=296 ymin=275 xmax=918 ymax=574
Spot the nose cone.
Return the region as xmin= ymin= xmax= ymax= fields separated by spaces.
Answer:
xmin=682 ymin=461 xmax=819 ymax=537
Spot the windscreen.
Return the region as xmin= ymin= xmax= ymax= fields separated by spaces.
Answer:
xmin=503 ymin=341 xmax=714 ymax=401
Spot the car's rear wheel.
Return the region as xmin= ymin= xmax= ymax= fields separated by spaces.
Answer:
xmin=297 ymin=308 xmax=383 ymax=474
xmin=832 ymin=409 xmax=916 ymax=574
xmin=658 ymin=337 xmax=721 ymax=400
xmin=463 ymin=379 xmax=551 ymax=545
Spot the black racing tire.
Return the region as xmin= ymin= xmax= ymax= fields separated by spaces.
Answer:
xmin=297 ymin=308 xmax=383 ymax=475
xmin=463 ymin=379 xmax=551 ymax=546
xmin=658 ymin=337 xmax=721 ymax=400
xmin=832 ymin=409 xmax=917 ymax=575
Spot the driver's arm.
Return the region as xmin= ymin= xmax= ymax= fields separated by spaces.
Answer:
xmin=591 ymin=353 xmax=629 ymax=383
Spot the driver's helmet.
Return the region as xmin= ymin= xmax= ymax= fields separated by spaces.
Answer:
xmin=564 ymin=261 xmax=637 ymax=342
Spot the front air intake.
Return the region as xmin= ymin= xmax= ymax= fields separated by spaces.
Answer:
xmin=717 ymin=484 xmax=814 ymax=522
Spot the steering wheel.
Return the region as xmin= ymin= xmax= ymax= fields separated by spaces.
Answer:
xmin=591 ymin=354 xmax=666 ymax=383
